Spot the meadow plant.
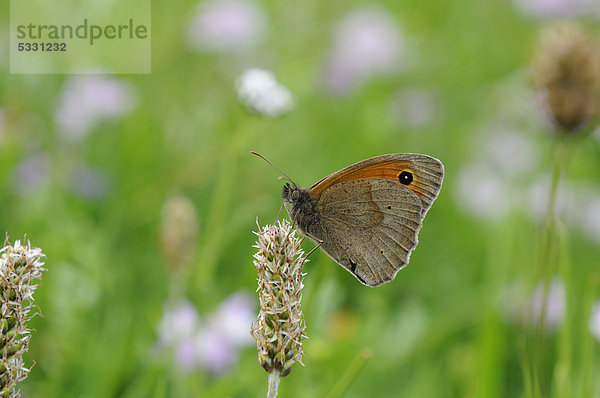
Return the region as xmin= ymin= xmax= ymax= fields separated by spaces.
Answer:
xmin=13 ymin=153 xmax=51 ymax=195
xmin=185 ymin=0 xmax=266 ymax=54
xmin=55 ymin=76 xmax=136 ymax=142
xmin=235 ymin=69 xmax=294 ymax=117
xmin=157 ymin=195 xmax=256 ymax=374
xmin=389 ymin=88 xmax=443 ymax=128
xmin=590 ymin=301 xmax=600 ymax=342
xmin=512 ymin=0 xmax=600 ymax=20
xmin=195 ymin=65 xmax=294 ymax=290
xmin=530 ymin=277 xmax=565 ymax=331
xmin=0 ymin=109 xmax=5 ymax=134
xmin=529 ymin=21 xmax=600 ymax=295
xmin=524 ymin=22 xmax=600 ymax=396
xmin=251 ymin=220 xmax=307 ymax=398
xmin=323 ymin=6 xmax=405 ymax=95
xmin=159 ymin=194 xmax=199 ymax=277
xmin=68 ymin=167 xmax=110 ymax=200
xmin=156 ymin=293 xmax=254 ymax=374
xmin=0 ymin=238 xmax=46 ymax=398
xmin=532 ymin=22 xmax=600 ymax=134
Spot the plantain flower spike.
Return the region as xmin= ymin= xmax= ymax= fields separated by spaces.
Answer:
xmin=0 ymin=237 xmax=46 ymax=398
xmin=532 ymin=22 xmax=600 ymax=134
xmin=159 ymin=194 xmax=198 ymax=274
xmin=251 ymin=220 xmax=307 ymax=382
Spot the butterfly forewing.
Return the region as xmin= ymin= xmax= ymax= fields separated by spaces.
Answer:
xmin=310 ymin=154 xmax=444 ymax=217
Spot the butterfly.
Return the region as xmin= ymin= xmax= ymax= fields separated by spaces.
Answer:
xmin=254 ymin=152 xmax=444 ymax=287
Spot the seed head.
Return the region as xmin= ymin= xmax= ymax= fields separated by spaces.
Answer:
xmin=0 ymin=237 xmax=46 ymax=398
xmin=159 ymin=194 xmax=198 ymax=274
xmin=250 ymin=220 xmax=307 ymax=377
xmin=532 ymin=23 xmax=600 ymax=134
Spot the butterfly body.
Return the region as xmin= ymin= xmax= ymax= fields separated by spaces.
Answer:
xmin=277 ymin=153 xmax=444 ymax=287
xmin=282 ymin=184 xmax=321 ymax=238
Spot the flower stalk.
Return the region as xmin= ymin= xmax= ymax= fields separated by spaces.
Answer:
xmin=267 ymin=372 xmax=280 ymax=398
xmin=0 ymin=237 xmax=46 ymax=398
xmin=525 ymin=22 xmax=600 ymax=398
xmin=159 ymin=194 xmax=199 ymax=302
xmin=251 ymin=220 xmax=308 ymax=398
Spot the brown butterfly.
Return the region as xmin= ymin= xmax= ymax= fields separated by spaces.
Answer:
xmin=254 ymin=152 xmax=444 ymax=287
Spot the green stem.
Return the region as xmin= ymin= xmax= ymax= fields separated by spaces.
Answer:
xmin=195 ymin=118 xmax=264 ymax=290
xmin=579 ymin=274 xmax=597 ymax=398
xmin=528 ymin=136 xmax=573 ymax=397
xmin=267 ymin=372 xmax=280 ymax=398
xmin=520 ymin=336 xmax=535 ymax=398
xmin=326 ymin=349 xmax=371 ymax=398
xmin=539 ymin=137 xmax=572 ymax=303
xmin=167 ymin=271 xmax=185 ymax=302
xmin=553 ymin=223 xmax=572 ymax=397
xmin=477 ymin=222 xmax=512 ymax=398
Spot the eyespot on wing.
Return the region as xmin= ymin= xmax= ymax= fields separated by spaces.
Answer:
xmin=310 ymin=153 xmax=444 ymax=215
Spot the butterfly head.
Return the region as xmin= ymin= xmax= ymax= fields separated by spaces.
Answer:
xmin=250 ymin=151 xmax=319 ymax=230
xmin=282 ymin=182 xmax=316 ymax=226
xmin=282 ymin=182 xmax=301 ymax=203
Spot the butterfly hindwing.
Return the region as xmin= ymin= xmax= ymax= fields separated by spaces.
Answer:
xmin=314 ymin=178 xmax=423 ymax=286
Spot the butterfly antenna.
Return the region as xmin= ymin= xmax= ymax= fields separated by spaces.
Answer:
xmin=251 ymin=151 xmax=297 ymax=187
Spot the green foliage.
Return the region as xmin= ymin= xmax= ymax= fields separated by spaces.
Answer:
xmin=0 ymin=0 xmax=599 ymax=397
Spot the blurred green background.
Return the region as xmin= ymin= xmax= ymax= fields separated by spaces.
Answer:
xmin=1 ymin=0 xmax=600 ymax=397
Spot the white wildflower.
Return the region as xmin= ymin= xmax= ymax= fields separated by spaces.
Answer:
xmin=235 ymin=69 xmax=293 ymax=117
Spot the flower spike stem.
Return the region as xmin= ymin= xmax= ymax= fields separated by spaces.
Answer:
xmin=267 ymin=371 xmax=280 ymax=398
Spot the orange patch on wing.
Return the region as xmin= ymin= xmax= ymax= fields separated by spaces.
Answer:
xmin=310 ymin=160 xmax=421 ymax=198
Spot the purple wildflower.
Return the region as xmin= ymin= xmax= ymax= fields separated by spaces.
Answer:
xmin=323 ymin=6 xmax=405 ymax=95
xmin=186 ymin=0 xmax=266 ymax=53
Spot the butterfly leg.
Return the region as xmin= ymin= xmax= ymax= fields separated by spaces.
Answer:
xmin=305 ymin=239 xmax=323 ymax=259
xmin=275 ymin=201 xmax=285 ymax=222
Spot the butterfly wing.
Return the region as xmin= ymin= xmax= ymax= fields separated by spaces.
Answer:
xmin=313 ymin=178 xmax=423 ymax=286
xmin=310 ymin=154 xmax=444 ymax=217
